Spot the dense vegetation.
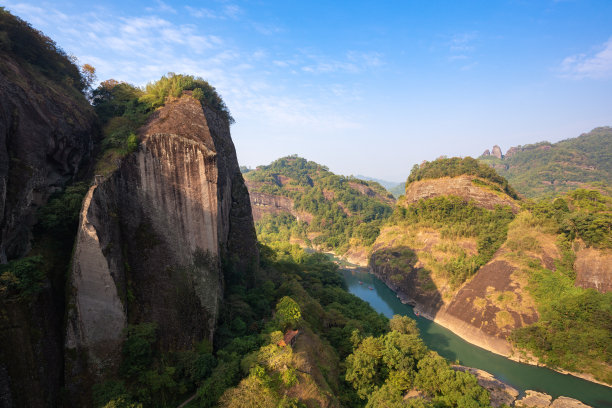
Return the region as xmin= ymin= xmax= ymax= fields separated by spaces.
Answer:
xmin=246 ymin=156 xmax=395 ymax=253
xmin=0 ymin=182 xmax=89 ymax=300
xmin=407 ymin=157 xmax=519 ymax=199
xmin=91 ymin=73 xmax=232 ymax=175
xmin=94 ymin=243 xmax=493 ymax=407
xmin=509 ymin=189 xmax=612 ymax=382
xmin=0 ymin=7 xmax=89 ymax=93
xmin=346 ymin=315 xmax=490 ymax=407
xmin=478 ymin=127 xmax=612 ymax=198
xmin=389 ymin=196 xmax=515 ymax=288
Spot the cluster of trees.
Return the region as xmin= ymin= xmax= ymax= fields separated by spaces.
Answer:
xmin=511 ymin=264 xmax=612 ymax=384
xmin=407 ymin=157 xmax=518 ymax=199
xmin=0 ymin=182 xmax=89 ymax=301
xmin=525 ymin=189 xmax=612 ymax=249
xmin=346 ymin=316 xmax=490 ymax=408
xmin=246 ymin=156 xmax=394 ymax=252
xmin=509 ymin=188 xmax=612 ymax=383
xmin=0 ymin=8 xmax=89 ymax=92
xmin=91 ymin=73 xmax=232 ymax=175
xmin=478 ymin=127 xmax=612 ymax=198
xmin=391 ymin=196 xmax=515 ymax=288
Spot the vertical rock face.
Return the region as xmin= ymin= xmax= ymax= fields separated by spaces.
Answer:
xmin=0 ymin=55 xmax=95 ymax=407
xmin=0 ymin=56 xmax=96 ymax=261
xmin=65 ymin=96 xmax=258 ymax=401
xmin=491 ymin=145 xmax=503 ymax=159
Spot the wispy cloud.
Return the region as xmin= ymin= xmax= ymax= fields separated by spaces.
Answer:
xmin=4 ymin=1 xmax=367 ymax=135
xmin=184 ymin=4 xmax=242 ymax=20
xmin=146 ymin=0 xmax=176 ymax=14
xmin=560 ymin=37 xmax=612 ymax=79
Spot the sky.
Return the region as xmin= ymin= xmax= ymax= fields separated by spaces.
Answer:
xmin=4 ymin=0 xmax=612 ymax=182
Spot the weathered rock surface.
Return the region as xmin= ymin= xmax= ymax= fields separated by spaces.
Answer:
xmin=347 ymin=181 xmax=395 ymax=205
xmin=0 ymin=52 xmax=96 ymax=407
xmin=574 ymin=246 xmax=612 ymax=293
xmin=492 ymin=145 xmax=503 ymax=159
xmin=515 ymin=391 xmax=592 ymax=408
xmin=403 ymin=175 xmax=520 ymax=213
xmin=0 ymin=53 xmax=96 ymax=262
xmin=550 ymin=396 xmax=592 ymax=408
xmin=515 ymin=391 xmax=553 ymax=407
xmin=451 ymin=365 xmax=518 ymax=407
xmin=65 ymin=96 xmax=258 ymax=403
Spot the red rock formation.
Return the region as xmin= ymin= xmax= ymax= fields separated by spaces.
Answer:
xmin=403 ymin=175 xmax=520 ymax=212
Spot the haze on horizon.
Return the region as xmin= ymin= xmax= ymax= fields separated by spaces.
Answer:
xmin=6 ymin=0 xmax=611 ymax=182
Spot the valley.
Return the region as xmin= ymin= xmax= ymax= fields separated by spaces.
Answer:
xmin=0 ymin=6 xmax=611 ymax=408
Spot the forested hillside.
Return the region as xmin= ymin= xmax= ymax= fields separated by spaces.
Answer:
xmin=244 ymin=156 xmax=395 ymax=260
xmin=478 ymin=127 xmax=612 ymax=198
xmin=371 ymin=157 xmax=612 ymax=385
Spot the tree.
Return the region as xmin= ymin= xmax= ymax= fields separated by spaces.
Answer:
xmin=275 ymin=296 xmax=301 ymax=330
xmin=81 ymin=63 xmax=96 ymax=91
xmin=389 ymin=315 xmax=419 ymax=336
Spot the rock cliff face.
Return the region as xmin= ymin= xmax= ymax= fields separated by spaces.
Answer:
xmin=491 ymin=145 xmax=503 ymax=159
xmin=64 ymin=96 xmax=258 ymax=401
xmin=0 ymin=53 xmax=96 ymax=407
xmin=371 ymin=179 xmax=545 ymax=357
xmin=574 ymin=246 xmax=612 ymax=293
xmin=403 ymin=175 xmax=520 ymax=213
xmin=0 ymin=54 xmax=96 ymax=261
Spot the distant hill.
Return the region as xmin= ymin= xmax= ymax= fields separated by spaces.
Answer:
xmin=244 ymin=156 xmax=395 ymax=262
xmin=354 ymin=174 xmax=404 ymax=197
xmin=478 ymin=127 xmax=612 ymax=198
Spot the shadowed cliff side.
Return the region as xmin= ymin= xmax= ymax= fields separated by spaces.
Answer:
xmin=0 ymin=9 xmax=97 ymax=407
xmin=64 ymin=95 xmax=258 ymax=404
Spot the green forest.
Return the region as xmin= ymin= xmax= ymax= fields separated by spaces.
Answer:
xmin=245 ymin=156 xmax=394 ymax=253
xmin=478 ymin=127 xmax=612 ymax=198
xmin=92 ymin=243 xmax=495 ymax=408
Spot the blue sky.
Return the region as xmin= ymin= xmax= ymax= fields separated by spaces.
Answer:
xmin=5 ymin=0 xmax=612 ymax=181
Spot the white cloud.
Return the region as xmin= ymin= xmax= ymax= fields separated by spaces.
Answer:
xmin=184 ymin=4 xmax=242 ymax=20
xmin=146 ymin=0 xmax=176 ymax=14
xmin=560 ymin=37 xmax=612 ymax=79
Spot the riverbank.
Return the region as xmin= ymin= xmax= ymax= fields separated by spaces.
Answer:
xmin=369 ymin=267 xmax=612 ymax=390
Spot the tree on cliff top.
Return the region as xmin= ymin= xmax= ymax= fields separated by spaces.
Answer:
xmin=406 ymin=157 xmax=518 ymax=199
xmin=141 ymin=73 xmax=234 ymax=124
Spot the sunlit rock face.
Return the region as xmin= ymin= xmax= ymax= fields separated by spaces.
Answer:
xmin=65 ymin=96 xmax=258 ymax=403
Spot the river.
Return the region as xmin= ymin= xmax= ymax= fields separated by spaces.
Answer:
xmin=341 ymin=268 xmax=612 ymax=407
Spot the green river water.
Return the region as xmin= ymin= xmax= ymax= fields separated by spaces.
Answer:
xmin=341 ymin=268 xmax=612 ymax=407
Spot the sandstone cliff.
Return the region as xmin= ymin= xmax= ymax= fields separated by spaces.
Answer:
xmin=0 ymin=37 xmax=96 ymax=406
xmin=371 ymin=178 xmax=538 ymax=356
xmin=403 ymin=175 xmax=519 ymax=213
xmin=64 ymin=95 xmax=258 ymax=402
xmin=0 ymin=53 xmax=96 ymax=262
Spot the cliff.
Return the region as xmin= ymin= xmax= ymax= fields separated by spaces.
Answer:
xmin=403 ymin=175 xmax=520 ymax=213
xmin=371 ymin=165 xmax=612 ymax=384
xmin=0 ymin=50 xmax=95 ymax=262
xmin=64 ymin=95 xmax=258 ymax=403
xmin=0 ymin=12 xmax=97 ymax=406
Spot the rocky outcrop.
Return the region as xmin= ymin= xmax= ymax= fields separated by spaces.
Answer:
xmin=403 ymin=175 xmax=520 ymax=212
xmin=348 ymin=181 xmax=395 ymax=205
xmin=492 ymin=145 xmax=503 ymax=159
xmin=0 ymin=53 xmax=96 ymax=262
xmin=516 ymin=391 xmax=591 ymax=408
xmin=64 ymin=96 xmax=258 ymax=402
xmin=246 ymin=188 xmax=313 ymax=224
xmin=482 ymin=149 xmax=491 ymax=157
xmin=574 ymin=247 xmax=612 ymax=293
xmin=451 ymin=365 xmax=518 ymax=407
